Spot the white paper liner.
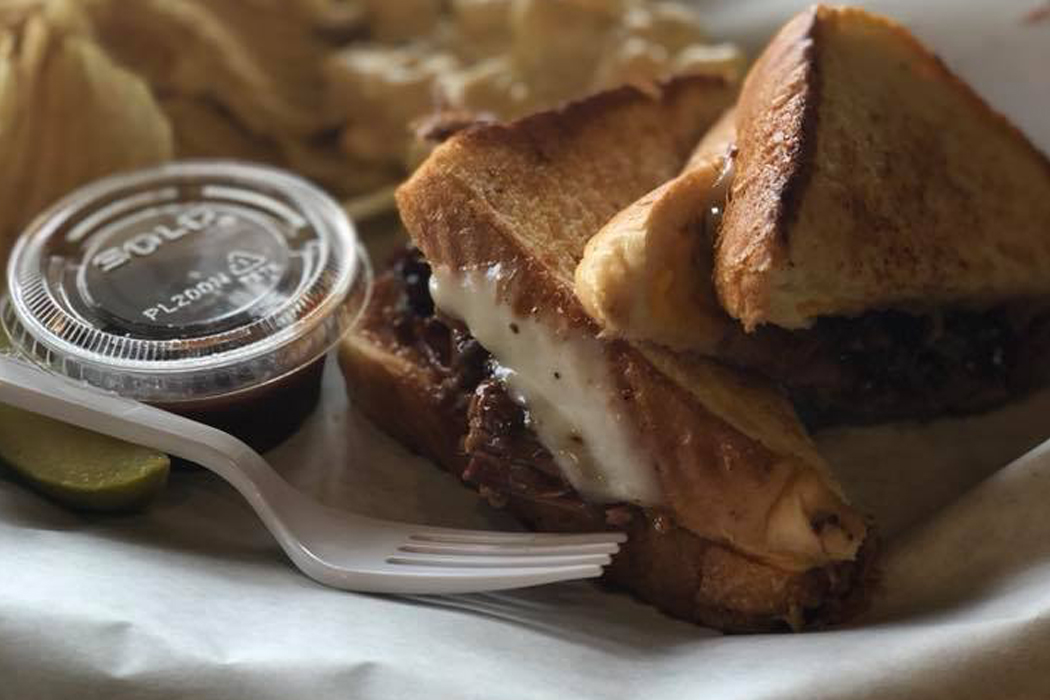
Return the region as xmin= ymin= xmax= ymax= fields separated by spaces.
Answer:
xmin=3 ymin=0 xmax=1050 ymax=696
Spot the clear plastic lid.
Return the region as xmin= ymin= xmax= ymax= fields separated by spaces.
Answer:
xmin=2 ymin=160 xmax=371 ymax=403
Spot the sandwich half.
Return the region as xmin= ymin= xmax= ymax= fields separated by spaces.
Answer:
xmin=341 ymin=75 xmax=874 ymax=632
xmin=576 ymin=5 xmax=1050 ymax=426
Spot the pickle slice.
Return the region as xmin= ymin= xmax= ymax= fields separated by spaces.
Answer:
xmin=0 ymin=331 xmax=170 ymax=512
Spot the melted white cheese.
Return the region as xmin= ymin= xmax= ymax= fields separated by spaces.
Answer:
xmin=429 ymin=266 xmax=663 ymax=506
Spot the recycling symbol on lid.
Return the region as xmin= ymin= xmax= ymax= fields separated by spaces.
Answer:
xmin=227 ymin=250 xmax=267 ymax=276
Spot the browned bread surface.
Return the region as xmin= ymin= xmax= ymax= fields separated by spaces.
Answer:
xmin=398 ymin=76 xmax=734 ymax=313
xmin=716 ymin=6 xmax=1050 ymax=330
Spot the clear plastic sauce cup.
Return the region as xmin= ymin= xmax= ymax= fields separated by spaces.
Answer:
xmin=2 ymin=161 xmax=371 ymax=452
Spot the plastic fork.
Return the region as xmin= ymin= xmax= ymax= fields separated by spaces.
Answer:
xmin=0 ymin=354 xmax=625 ymax=594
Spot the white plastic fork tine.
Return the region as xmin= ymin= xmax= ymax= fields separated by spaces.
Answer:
xmin=374 ymin=565 xmax=606 ymax=595
xmin=407 ymin=529 xmax=627 ymax=546
xmin=397 ymin=541 xmax=621 ymax=556
xmin=387 ymin=552 xmax=613 ymax=569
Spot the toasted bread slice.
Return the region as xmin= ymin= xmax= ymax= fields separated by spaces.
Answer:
xmin=387 ymin=76 xmax=868 ymax=589
xmin=340 ymin=253 xmax=872 ymax=631
xmin=574 ymin=107 xmax=737 ymax=352
xmin=717 ymin=5 xmax=1050 ymax=331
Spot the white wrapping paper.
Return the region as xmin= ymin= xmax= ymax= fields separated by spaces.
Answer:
xmin=3 ymin=1 xmax=1050 ymax=697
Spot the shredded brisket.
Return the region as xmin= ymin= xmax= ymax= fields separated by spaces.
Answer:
xmin=719 ymin=306 xmax=1050 ymax=426
xmin=464 ymin=378 xmax=581 ymax=508
xmin=383 ymin=248 xmax=582 ymax=507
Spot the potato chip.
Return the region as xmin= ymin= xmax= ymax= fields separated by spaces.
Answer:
xmin=0 ymin=0 xmax=172 ymax=261
xmin=0 ymin=0 xmax=744 ymax=252
xmin=327 ymin=0 xmax=744 ymax=180
xmin=80 ymin=0 xmax=375 ymax=197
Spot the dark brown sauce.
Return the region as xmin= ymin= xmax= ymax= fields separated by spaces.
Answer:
xmin=156 ymin=357 xmax=326 ymax=454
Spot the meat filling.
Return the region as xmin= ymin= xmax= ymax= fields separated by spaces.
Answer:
xmin=380 ymin=248 xmax=583 ymax=507
xmin=464 ymin=378 xmax=580 ymax=509
xmin=718 ymin=305 xmax=1050 ymax=426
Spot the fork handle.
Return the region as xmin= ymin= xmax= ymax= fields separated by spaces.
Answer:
xmin=0 ymin=355 xmax=303 ymax=530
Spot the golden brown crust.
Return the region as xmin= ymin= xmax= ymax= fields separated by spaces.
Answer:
xmin=715 ymin=6 xmax=820 ymax=330
xmin=573 ymin=115 xmax=737 ymax=353
xmin=611 ymin=341 xmax=865 ymax=570
xmin=716 ymin=5 xmax=1050 ymax=330
xmin=395 ymin=77 xmax=867 ymax=571
xmin=397 ymin=76 xmax=734 ymax=323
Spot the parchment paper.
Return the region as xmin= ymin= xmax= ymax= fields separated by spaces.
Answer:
xmin=3 ymin=1 xmax=1050 ymax=698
